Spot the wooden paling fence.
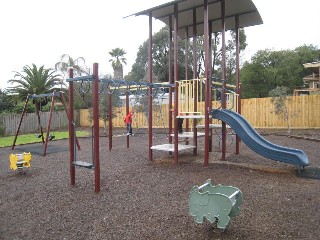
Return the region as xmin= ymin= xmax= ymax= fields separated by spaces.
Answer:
xmin=1 ymin=95 xmax=319 ymax=136
xmin=0 ymin=110 xmax=80 ymax=136
xmin=241 ymin=95 xmax=320 ymax=129
xmin=79 ymin=95 xmax=320 ymax=129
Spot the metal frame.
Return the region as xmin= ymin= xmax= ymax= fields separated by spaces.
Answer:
xmin=11 ymin=91 xmax=79 ymax=157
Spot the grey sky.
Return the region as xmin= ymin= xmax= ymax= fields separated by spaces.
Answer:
xmin=1 ymin=0 xmax=319 ymax=90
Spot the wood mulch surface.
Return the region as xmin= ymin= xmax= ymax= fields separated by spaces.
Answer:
xmin=1 ymin=128 xmax=320 ymax=240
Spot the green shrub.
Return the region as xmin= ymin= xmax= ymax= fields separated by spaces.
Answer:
xmin=0 ymin=124 xmax=5 ymax=136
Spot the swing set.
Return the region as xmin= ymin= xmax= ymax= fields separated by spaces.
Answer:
xmin=11 ymin=91 xmax=80 ymax=156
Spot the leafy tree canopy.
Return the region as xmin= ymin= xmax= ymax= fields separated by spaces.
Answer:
xmin=0 ymin=89 xmax=15 ymax=113
xmin=240 ymin=45 xmax=320 ymax=98
xmin=126 ymin=26 xmax=247 ymax=84
xmin=125 ymin=26 xmax=192 ymax=82
xmin=7 ymin=64 xmax=61 ymax=101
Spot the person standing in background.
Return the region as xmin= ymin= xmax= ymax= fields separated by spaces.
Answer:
xmin=125 ymin=111 xmax=134 ymax=136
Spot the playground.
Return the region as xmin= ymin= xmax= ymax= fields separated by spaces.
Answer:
xmin=1 ymin=128 xmax=320 ymax=239
xmin=2 ymin=0 xmax=320 ymax=238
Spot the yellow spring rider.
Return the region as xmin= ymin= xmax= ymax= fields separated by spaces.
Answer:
xmin=9 ymin=152 xmax=32 ymax=171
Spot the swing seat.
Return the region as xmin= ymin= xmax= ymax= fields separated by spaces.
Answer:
xmin=73 ymin=160 xmax=94 ymax=169
xmin=49 ymin=135 xmax=55 ymax=141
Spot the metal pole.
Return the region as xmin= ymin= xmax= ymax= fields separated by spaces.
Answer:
xmin=68 ymin=68 xmax=75 ymax=186
xmin=93 ymin=63 xmax=100 ymax=193
xmin=185 ymin=27 xmax=189 ymax=80
xmin=35 ymin=99 xmax=45 ymax=144
xmin=148 ymin=12 xmax=153 ymax=161
xmin=43 ymin=91 xmax=56 ymax=156
xmin=168 ymin=16 xmax=173 ymax=146
xmin=185 ymin=27 xmax=190 ymax=145
xmin=208 ymin=21 xmax=213 ymax=153
xmin=235 ymin=15 xmax=241 ymax=155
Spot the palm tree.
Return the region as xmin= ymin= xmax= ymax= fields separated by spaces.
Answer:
xmin=109 ymin=48 xmax=127 ymax=79
xmin=7 ymin=64 xmax=61 ymax=100
xmin=55 ymin=54 xmax=88 ymax=78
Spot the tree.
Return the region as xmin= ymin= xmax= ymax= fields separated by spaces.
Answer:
xmin=109 ymin=48 xmax=127 ymax=80
xmin=126 ymin=26 xmax=246 ymax=84
xmin=7 ymin=64 xmax=61 ymax=101
xmin=55 ymin=54 xmax=89 ymax=91
xmin=241 ymin=45 xmax=320 ymax=98
xmin=125 ymin=26 xmax=192 ymax=83
xmin=55 ymin=54 xmax=88 ymax=78
xmin=269 ymin=86 xmax=294 ymax=133
xmin=0 ymin=89 xmax=15 ymax=113
xmin=196 ymin=29 xmax=247 ymax=82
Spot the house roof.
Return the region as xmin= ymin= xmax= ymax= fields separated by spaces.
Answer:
xmin=303 ymin=62 xmax=320 ymax=74
xmin=127 ymin=0 xmax=263 ymax=38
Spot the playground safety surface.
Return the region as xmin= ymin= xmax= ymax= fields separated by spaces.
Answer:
xmin=15 ymin=142 xmax=68 ymax=155
xmin=1 ymin=128 xmax=320 ymax=240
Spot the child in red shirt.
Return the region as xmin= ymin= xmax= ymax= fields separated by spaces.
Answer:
xmin=125 ymin=111 xmax=134 ymax=135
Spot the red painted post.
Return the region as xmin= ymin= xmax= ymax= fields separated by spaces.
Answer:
xmin=221 ymin=0 xmax=227 ymax=161
xmin=68 ymin=68 xmax=75 ymax=186
xmin=93 ymin=63 xmax=100 ymax=193
xmin=235 ymin=15 xmax=241 ymax=155
xmin=126 ymin=92 xmax=129 ymax=148
xmin=108 ymin=93 xmax=113 ymax=151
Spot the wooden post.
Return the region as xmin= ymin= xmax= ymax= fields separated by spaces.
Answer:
xmin=93 ymin=63 xmax=100 ymax=193
xmin=221 ymin=0 xmax=227 ymax=161
xmin=235 ymin=15 xmax=241 ymax=155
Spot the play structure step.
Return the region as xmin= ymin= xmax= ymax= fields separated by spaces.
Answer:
xmin=151 ymin=143 xmax=195 ymax=152
xmin=196 ymin=124 xmax=230 ymax=129
xmin=170 ymin=132 xmax=205 ymax=138
xmin=73 ymin=161 xmax=94 ymax=169
xmin=177 ymin=115 xmax=210 ymax=119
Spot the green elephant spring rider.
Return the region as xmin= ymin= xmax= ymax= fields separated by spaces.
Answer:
xmin=188 ymin=179 xmax=243 ymax=230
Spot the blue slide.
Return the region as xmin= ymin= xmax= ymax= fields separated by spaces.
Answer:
xmin=211 ymin=109 xmax=309 ymax=169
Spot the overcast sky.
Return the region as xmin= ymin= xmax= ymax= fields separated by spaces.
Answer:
xmin=1 ymin=0 xmax=319 ymax=90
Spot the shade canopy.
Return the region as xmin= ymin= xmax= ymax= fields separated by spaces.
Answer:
xmin=128 ymin=0 xmax=263 ymax=38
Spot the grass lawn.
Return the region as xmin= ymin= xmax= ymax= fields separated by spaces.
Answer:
xmin=0 ymin=131 xmax=90 ymax=148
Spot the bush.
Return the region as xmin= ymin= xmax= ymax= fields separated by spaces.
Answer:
xmin=0 ymin=124 xmax=5 ymax=136
xmin=11 ymin=101 xmax=35 ymax=113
